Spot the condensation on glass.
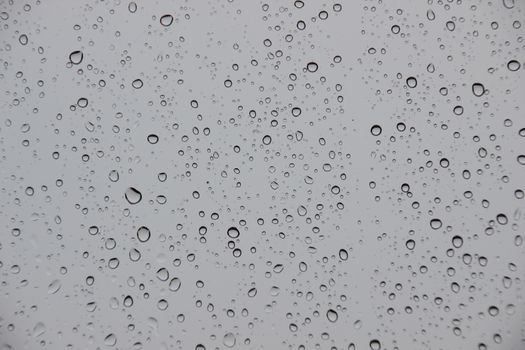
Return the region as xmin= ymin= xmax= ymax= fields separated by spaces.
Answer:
xmin=0 ymin=1 xmax=524 ymax=349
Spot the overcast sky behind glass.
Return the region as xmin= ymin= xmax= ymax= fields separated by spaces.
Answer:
xmin=0 ymin=0 xmax=524 ymax=349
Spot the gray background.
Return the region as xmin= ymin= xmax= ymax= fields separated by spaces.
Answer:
xmin=0 ymin=0 xmax=524 ymax=349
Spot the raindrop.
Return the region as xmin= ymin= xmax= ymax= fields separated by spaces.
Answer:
xmin=453 ymin=105 xmax=464 ymax=116
xmin=291 ymin=107 xmax=302 ymax=117
xmin=108 ymin=170 xmax=119 ymax=182
xmin=104 ymin=333 xmax=117 ymax=347
xmin=262 ymin=135 xmax=272 ymax=145
xmin=147 ymin=134 xmax=159 ymax=144
xmin=488 ymin=306 xmax=499 ymax=316
xmin=125 ymin=187 xmax=142 ymax=204
xmin=306 ymin=62 xmax=318 ymax=73
xmin=227 ymin=227 xmax=240 ymax=239
xmin=156 ymin=268 xmax=169 ymax=281
xmin=496 ymin=213 xmax=508 ymax=225
xmin=19 ymin=34 xmax=28 ymax=45
xmin=48 ymin=279 xmax=61 ymax=294
xmin=128 ymin=2 xmax=137 ymax=13
xmin=507 ymin=60 xmax=521 ymax=71
xmin=160 ymin=14 xmax=173 ymax=26
xmin=369 ymin=340 xmax=381 ymax=350
xmin=326 ymin=309 xmax=338 ymax=322
xmin=472 ymin=83 xmax=485 ymax=97
xmin=406 ymin=77 xmax=417 ymax=88
xmin=370 ymin=125 xmax=382 ymax=136
xmin=169 ymin=277 xmax=182 ymax=292
xmin=223 ymin=332 xmax=236 ymax=348
xmin=430 ymin=219 xmax=442 ymax=230
xmin=137 ymin=226 xmax=151 ymax=242
xmin=32 ymin=322 xmax=46 ymax=337
xmin=69 ymin=50 xmax=83 ymax=64
xmin=452 ymin=235 xmax=463 ymax=248
xmin=132 ymin=79 xmax=143 ymax=89
xmin=503 ymin=0 xmax=515 ymax=9
xmin=129 ymin=248 xmax=141 ymax=262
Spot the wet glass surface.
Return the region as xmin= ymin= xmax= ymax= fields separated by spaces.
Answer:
xmin=0 ymin=1 xmax=524 ymax=349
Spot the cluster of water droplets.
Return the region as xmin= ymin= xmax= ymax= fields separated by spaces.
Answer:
xmin=0 ymin=0 xmax=524 ymax=349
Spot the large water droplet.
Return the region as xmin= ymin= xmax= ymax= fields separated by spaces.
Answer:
xmin=339 ymin=249 xmax=348 ymax=261
xmin=125 ymin=187 xmax=142 ymax=204
xmin=137 ymin=226 xmax=151 ymax=242
xmin=169 ymin=277 xmax=182 ymax=292
xmin=369 ymin=340 xmax=381 ymax=350
xmin=69 ymin=50 xmax=83 ymax=64
xmin=430 ymin=218 xmax=443 ymax=230
xmin=104 ymin=333 xmax=117 ymax=347
xmin=227 ymin=227 xmax=240 ymax=239
xmin=223 ymin=332 xmax=236 ymax=348
xmin=326 ymin=309 xmax=338 ymax=322
xmin=472 ymin=82 xmax=485 ymax=97
xmin=406 ymin=76 xmax=417 ymax=88
xmin=160 ymin=14 xmax=173 ymax=26
xmin=370 ymin=125 xmax=382 ymax=136
xmin=306 ymin=62 xmax=318 ymax=72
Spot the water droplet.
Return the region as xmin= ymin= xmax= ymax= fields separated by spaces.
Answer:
xmin=137 ymin=226 xmax=151 ymax=242
xmin=104 ymin=333 xmax=117 ymax=347
xmin=69 ymin=50 xmax=83 ymax=64
xmin=227 ymin=227 xmax=240 ymax=239
xmin=503 ymin=0 xmax=515 ymax=9
xmin=406 ymin=76 xmax=417 ymax=88
xmin=156 ymin=268 xmax=169 ymax=281
xmin=291 ymin=107 xmax=302 ymax=117
xmin=496 ymin=213 xmax=508 ymax=225
xmin=369 ymin=340 xmax=381 ymax=350
xmin=370 ymin=125 xmax=382 ymax=136
xmin=104 ymin=170 xmax=118 ymax=184
xmin=157 ymin=299 xmax=169 ymax=310
xmin=48 ymin=279 xmax=61 ymax=294
xmin=132 ymin=79 xmax=143 ymax=89
xmin=326 ymin=309 xmax=338 ymax=322
xmin=262 ymin=135 xmax=272 ymax=145
xmin=32 ymin=322 xmax=46 ymax=337
xmin=507 ymin=60 xmax=521 ymax=71
xmin=128 ymin=2 xmax=137 ymax=13
xmin=147 ymin=134 xmax=159 ymax=144
xmin=472 ymin=83 xmax=485 ymax=97
xmin=160 ymin=14 xmax=173 ymax=26
xmin=129 ymin=248 xmax=141 ymax=262
xmin=223 ymin=332 xmax=236 ymax=348
xmin=391 ymin=25 xmax=400 ymax=34
xmin=306 ymin=62 xmax=318 ymax=72
xmin=169 ymin=277 xmax=182 ymax=292
xmin=453 ymin=105 xmax=464 ymax=116
xmin=430 ymin=218 xmax=442 ymax=230
xmin=125 ymin=187 xmax=142 ymax=204
xmin=19 ymin=34 xmax=28 ymax=45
